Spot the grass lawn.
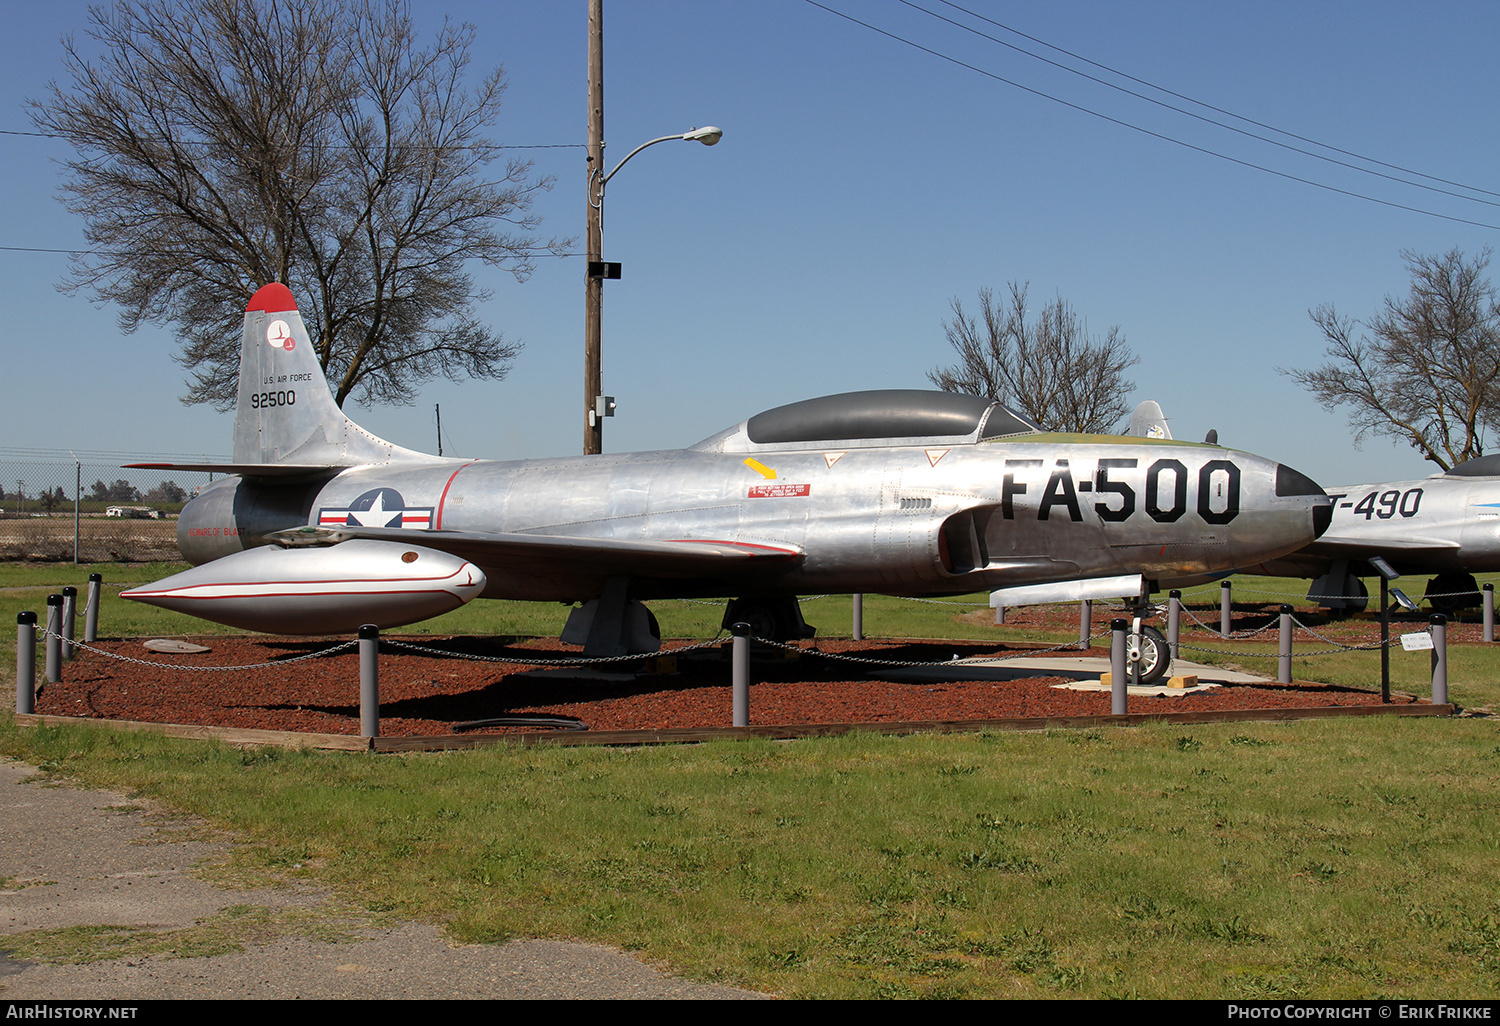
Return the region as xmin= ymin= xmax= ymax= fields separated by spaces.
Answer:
xmin=2 ymin=564 xmax=1498 ymax=999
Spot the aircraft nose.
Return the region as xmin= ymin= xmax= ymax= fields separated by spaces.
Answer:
xmin=1275 ymin=463 xmax=1333 ymax=539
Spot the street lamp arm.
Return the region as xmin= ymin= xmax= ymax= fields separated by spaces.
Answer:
xmin=601 ymin=126 xmax=723 ymax=187
xmin=583 ymin=123 xmax=720 ymax=456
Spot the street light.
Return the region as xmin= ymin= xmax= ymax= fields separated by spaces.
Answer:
xmin=583 ymin=126 xmax=722 ymax=454
xmin=601 ymin=127 xmax=721 ymax=189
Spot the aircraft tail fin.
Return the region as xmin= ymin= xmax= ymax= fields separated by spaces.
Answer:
xmin=1125 ymin=400 xmax=1172 ymax=440
xmin=233 ymin=284 xmax=436 ymax=467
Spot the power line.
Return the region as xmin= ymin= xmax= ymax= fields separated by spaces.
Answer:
xmin=0 ymin=127 xmax=584 ymax=150
xmin=929 ymin=0 xmax=1500 ymax=202
xmin=903 ymin=0 xmax=1500 ymax=208
xmin=0 ymin=244 xmax=584 ymax=258
xmin=805 ymin=0 xmax=1500 ymax=232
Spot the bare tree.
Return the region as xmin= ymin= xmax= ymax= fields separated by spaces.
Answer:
xmin=29 ymin=0 xmax=563 ymax=409
xmin=927 ymin=282 xmax=1139 ymax=433
xmin=1285 ymin=249 xmax=1500 ymax=471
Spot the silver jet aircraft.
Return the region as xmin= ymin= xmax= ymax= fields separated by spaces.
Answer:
xmin=1243 ymin=457 xmax=1500 ymax=613
xmin=124 ymin=283 xmax=1333 ymax=668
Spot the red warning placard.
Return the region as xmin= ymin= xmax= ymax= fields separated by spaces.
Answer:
xmin=748 ymin=483 xmax=811 ymax=498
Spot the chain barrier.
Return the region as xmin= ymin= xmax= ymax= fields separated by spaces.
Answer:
xmin=1177 ymin=639 xmax=1389 ymax=659
xmin=901 ymin=596 xmax=994 ymax=607
xmin=18 ymin=576 xmax=1465 ymax=684
xmin=1286 ymin=613 xmax=1387 ymax=650
xmin=1158 ymin=584 xmax=1483 ymax=603
xmin=1179 ymin=606 xmax=1223 ymax=633
xmin=685 ymin=583 xmax=1475 ymax=622
xmin=381 ymin=635 xmax=728 ymax=667
xmin=742 ymin=629 xmax=1118 ymax=670
xmin=32 ymin=626 xmax=356 ymax=672
xmin=1284 ymin=612 xmax=1398 ymax=654
xmin=1179 ymin=604 xmax=1280 ymax=639
xmin=28 ymin=625 xmax=729 ymax=674
xmin=1425 ymin=589 xmax=1485 ymax=600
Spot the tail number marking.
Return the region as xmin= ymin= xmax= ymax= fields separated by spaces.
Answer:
xmin=1004 ymin=457 xmax=1243 ymax=524
xmin=1350 ymin=488 xmax=1423 ymax=520
xmin=251 ymin=390 xmax=297 ymax=409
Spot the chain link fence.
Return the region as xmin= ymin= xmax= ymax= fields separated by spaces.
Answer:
xmin=0 ymin=448 xmax=225 ymax=563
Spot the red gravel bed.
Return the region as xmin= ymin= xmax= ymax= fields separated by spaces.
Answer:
xmin=37 ymin=618 xmax=1422 ymax=738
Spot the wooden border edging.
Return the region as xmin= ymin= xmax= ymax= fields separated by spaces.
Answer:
xmin=12 ymin=712 xmax=371 ymax=751
xmin=13 ymin=703 xmax=1453 ymax=752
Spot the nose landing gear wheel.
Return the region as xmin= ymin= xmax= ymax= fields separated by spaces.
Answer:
xmin=1130 ymin=625 xmax=1171 ymax=685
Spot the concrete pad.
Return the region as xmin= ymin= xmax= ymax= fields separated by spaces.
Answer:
xmin=875 ymin=655 xmax=1273 ymax=686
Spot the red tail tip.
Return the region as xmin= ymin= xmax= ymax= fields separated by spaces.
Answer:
xmin=247 ymin=282 xmax=297 ymax=314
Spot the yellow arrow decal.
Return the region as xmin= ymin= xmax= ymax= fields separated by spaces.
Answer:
xmin=743 ymin=457 xmax=777 ymax=480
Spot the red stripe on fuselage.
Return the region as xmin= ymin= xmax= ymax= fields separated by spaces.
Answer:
xmin=434 ymin=463 xmax=475 ymax=530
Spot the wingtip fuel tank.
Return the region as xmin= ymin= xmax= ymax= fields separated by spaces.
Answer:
xmin=122 ymin=540 xmax=486 ymax=634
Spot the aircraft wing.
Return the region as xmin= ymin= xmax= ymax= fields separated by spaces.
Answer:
xmin=268 ymin=526 xmax=803 ymax=582
xmin=1252 ymin=534 xmax=1464 ymax=580
xmin=1306 ymin=536 xmax=1461 ymax=558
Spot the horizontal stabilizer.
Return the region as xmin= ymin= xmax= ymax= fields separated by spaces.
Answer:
xmin=125 ymin=462 xmax=346 ymax=478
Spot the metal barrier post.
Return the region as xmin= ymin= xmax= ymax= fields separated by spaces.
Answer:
xmin=1431 ymin=614 xmax=1448 ymax=706
xmin=731 ymin=621 xmax=751 ymax=727
xmin=61 ymin=586 xmax=77 ymax=660
xmin=852 ymin=593 xmax=863 ymax=641
xmin=16 ymin=612 xmax=36 ymax=715
xmin=85 ymin=573 xmax=102 ymax=643
xmin=1380 ymin=577 xmax=1391 ymax=704
xmin=1220 ymin=580 xmax=1232 ymax=638
xmin=359 ymin=624 xmax=379 ymax=738
xmin=1278 ymin=604 xmax=1293 ymax=684
xmin=1485 ymin=584 xmax=1494 ymax=644
xmin=45 ymin=595 xmax=62 ymax=684
xmin=994 ymin=604 xmax=1005 ymax=625
xmin=1110 ymin=618 xmax=1127 ymax=715
xmin=1078 ymin=600 xmax=1092 ymax=651
xmin=1168 ymin=590 xmax=1181 ymax=661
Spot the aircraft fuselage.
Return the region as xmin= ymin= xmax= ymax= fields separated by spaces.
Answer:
xmin=179 ymin=433 xmax=1324 ymax=604
xmin=1251 ymin=471 xmax=1500 ymax=580
xmin=127 ymin=283 xmax=1330 ymax=646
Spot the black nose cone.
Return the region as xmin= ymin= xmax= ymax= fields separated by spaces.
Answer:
xmin=1275 ymin=464 xmax=1332 ymax=538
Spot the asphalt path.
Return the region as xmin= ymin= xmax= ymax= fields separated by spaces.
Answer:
xmin=0 ymin=759 xmax=764 ymax=1000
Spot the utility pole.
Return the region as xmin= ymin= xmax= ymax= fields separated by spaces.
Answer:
xmin=584 ymin=0 xmax=605 ymax=455
xmin=581 ymin=1 xmax=718 ymax=454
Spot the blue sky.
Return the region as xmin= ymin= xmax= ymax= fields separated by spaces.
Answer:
xmin=4 ymin=0 xmax=1498 ymax=489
